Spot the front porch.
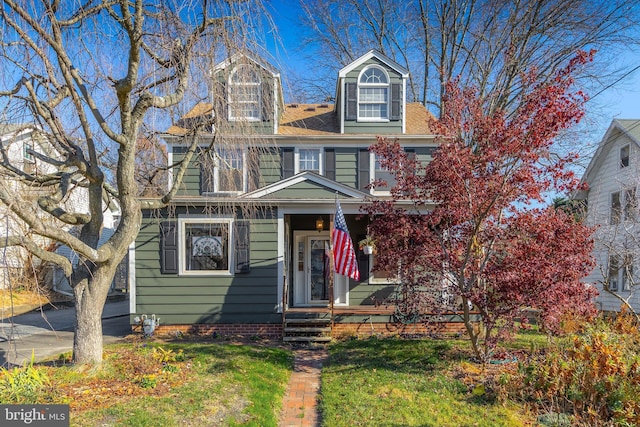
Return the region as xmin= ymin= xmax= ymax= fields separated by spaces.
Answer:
xmin=282 ymin=305 xmax=468 ymax=342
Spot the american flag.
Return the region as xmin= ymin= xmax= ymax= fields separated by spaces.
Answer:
xmin=332 ymin=201 xmax=360 ymax=281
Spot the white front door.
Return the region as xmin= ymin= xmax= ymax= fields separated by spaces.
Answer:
xmin=292 ymin=231 xmax=348 ymax=306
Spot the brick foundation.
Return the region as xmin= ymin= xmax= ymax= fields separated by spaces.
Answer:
xmin=154 ymin=323 xmax=283 ymax=338
xmin=153 ymin=321 xmax=469 ymax=340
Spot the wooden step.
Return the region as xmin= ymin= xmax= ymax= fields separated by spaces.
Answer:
xmin=283 ymin=312 xmax=333 ymax=343
xmin=284 ymin=318 xmax=330 ymax=325
xmin=283 ymin=336 xmax=332 ymax=343
xmin=284 ymin=327 xmax=331 ymax=333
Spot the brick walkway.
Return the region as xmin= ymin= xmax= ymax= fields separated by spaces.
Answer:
xmin=280 ymin=347 xmax=328 ymax=427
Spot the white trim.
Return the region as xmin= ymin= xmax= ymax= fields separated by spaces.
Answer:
xmin=402 ymin=78 xmax=407 ymax=134
xmin=357 ymin=65 xmax=390 ymax=122
xmin=241 ymin=171 xmax=370 ymax=199
xmin=340 ymin=78 xmax=345 ymax=134
xmin=277 ymin=209 xmax=284 ymax=313
xmin=128 ymin=241 xmax=136 ymax=314
xmin=338 ymin=49 xmax=409 ymax=78
xmin=178 ymin=216 xmax=235 ymax=276
xmin=228 ymin=64 xmax=261 ymax=122
xmin=167 ymin=147 xmax=174 ymax=191
xmin=294 ymin=147 xmax=323 ymax=175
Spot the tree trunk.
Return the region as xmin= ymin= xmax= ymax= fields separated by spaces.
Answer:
xmin=72 ymin=268 xmax=114 ymax=364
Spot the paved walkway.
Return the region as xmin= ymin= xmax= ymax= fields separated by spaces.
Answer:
xmin=280 ymin=347 xmax=329 ymax=427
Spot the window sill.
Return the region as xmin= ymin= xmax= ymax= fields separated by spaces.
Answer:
xmin=179 ymin=271 xmax=234 ymax=277
xmin=357 ymin=118 xmax=390 ymax=123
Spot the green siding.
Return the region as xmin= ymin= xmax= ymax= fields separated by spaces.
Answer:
xmin=135 ymin=209 xmax=279 ymax=324
xmin=268 ymin=181 xmax=354 ymax=199
xmin=335 ymin=148 xmax=357 ymax=188
xmin=172 ymin=146 xmax=201 ymax=197
xmin=258 ymin=148 xmax=281 ymax=186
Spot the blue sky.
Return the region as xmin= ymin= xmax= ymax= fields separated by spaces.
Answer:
xmin=266 ymin=0 xmax=640 ymax=149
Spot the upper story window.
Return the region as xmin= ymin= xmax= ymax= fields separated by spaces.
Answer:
xmin=201 ymin=147 xmax=245 ymax=194
xmin=611 ymin=187 xmax=638 ymax=224
xmin=358 ymin=66 xmax=389 ymax=121
xmin=229 ymin=65 xmax=261 ymax=121
xmin=281 ymin=147 xmax=325 ymax=178
xmin=620 ymin=145 xmax=630 ymax=168
xmin=299 ymin=149 xmax=320 ymax=173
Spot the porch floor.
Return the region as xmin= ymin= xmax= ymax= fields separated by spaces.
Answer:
xmin=285 ymin=305 xmax=395 ymax=316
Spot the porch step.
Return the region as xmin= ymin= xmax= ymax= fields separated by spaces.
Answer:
xmin=283 ymin=336 xmax=332 ymax=343
xmin=283 ymin=314 xmax=332 ymax=343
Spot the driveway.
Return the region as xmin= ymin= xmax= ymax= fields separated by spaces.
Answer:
xmin=0 ymin=299 xmax=131 ymax=366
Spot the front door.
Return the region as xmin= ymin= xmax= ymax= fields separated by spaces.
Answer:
xmin=292 ymin=231 xmax=348 ymax=306
xmin=308 ymin=235 xmax=330 ymax=302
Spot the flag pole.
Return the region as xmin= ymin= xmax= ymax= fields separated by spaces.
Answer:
xmin=329 ymin=193 xmax=337 ymax=334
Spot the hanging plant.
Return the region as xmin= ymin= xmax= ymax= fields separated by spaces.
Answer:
xmin=358 ymin=235 xmax=377 ymax=255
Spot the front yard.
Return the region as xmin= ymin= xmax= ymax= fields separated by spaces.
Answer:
xmin=2 ymin=317 xmax=638 ymax=426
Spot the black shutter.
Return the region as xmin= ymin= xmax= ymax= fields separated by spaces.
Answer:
xmin=213 ymin=79 xmax=228 ymax=125
xmin=358 ymin=149 xmax=370 ymax=191
xmin=248 ymin=147 xmax=261 ymax=191
xmin=391 ymin=83 xmax=402 ymax=120
xmin=234 ymin=221 xmax=250 ymax=273
xmin=160 ymin=221 xmax=178 ymax=274
xmin=200 ymin=152 xmax=214 ymax=194
xmin=281 ymin=147 xmax=294 ymax=179
xmin=325 ymin=148 xmax=336 ymax=180
xmin=261 ymin=77 xmax=274 ymax=122
xmin=345 ymin=82 xmax=357 ymax=121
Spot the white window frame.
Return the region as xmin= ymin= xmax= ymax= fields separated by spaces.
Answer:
xmin=620 ymin=144 xmax=630 ymax=168
xmin=294 ymin=147 xmax=324 ymax=175
xmin=357 ymin=65 xmax=390 ymax=122
xmin=622 ymin=255 xmax=634 ymax=291
xmin=611 ymin=191 xmax=622 ymax=225
xmin=23 ymin=142 xmax=34 ymax=162
xmin=228 ymin=64 xmax=261 ymax=122
xmin=178 ymin=217 xmax=235 ymax=276
xmin=202 ymin=147 xmax=247 ymax=195
xmin=367 ymin=153 xmax=402 ymax=195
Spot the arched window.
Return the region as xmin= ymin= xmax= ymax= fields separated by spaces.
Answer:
xmin=358 ymin=66 xmax=389 ymax=121
xmin=229 ymin=64 xmax=261 ymax=121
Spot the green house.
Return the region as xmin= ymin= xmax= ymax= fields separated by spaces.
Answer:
xmin=131 ymin=50 xmax=443 ymax=340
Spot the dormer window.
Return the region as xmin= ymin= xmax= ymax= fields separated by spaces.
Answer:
xmin=358 ymin=66 xmax=389 ymax=121
xmin=229 ymin=64 xmax=261 ymax=121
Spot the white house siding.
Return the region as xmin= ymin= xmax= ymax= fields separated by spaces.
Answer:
xmin=0 ymin=125 xmax=122 ymax=291
xmin=582 ymin=121 xmax=640 ymax=312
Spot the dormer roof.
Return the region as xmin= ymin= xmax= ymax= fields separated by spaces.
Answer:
xmin=338 ymin=50 xmax=409 ymax=78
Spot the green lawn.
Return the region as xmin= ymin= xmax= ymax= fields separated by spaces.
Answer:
xmin=321 ymin=337 xmax=536 ymax=427
xmin=1 ymin=335 xmax=545 ymax=426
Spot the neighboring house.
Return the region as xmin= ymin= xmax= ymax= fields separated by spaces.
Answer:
xmin=577 ymin=119 xmax=640 ymax=313
xmin=132 ymin=50 xmax=450 ymax=340
xmin=0 ymin=124 xmax=57 ymax=287
xmin=51 ymin=199 xmax=124 ymax=297
xmin=0 ymin=124 xmax=124 ymax=294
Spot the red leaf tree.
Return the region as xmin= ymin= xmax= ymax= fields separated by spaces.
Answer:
xmin=365 ymin=52 xmax=598 ymax=362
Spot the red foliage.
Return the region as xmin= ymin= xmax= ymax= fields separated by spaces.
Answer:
xmin=365 ymin=51 xmax=597 ymax=361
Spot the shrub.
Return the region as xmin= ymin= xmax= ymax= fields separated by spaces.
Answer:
xmin=0 ymin=354 xmax=51 ymax=403
xmin=498 ymin=311 xmax=640 ymax=426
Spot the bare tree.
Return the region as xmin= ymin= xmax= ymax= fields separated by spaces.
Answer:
xmin=299 ymin=0 xmax=640 ymax=115
xmin=0 ymin=0 xmax=271 ymax=364
xmin=584 ymin=177 xmax=640 ymax=322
